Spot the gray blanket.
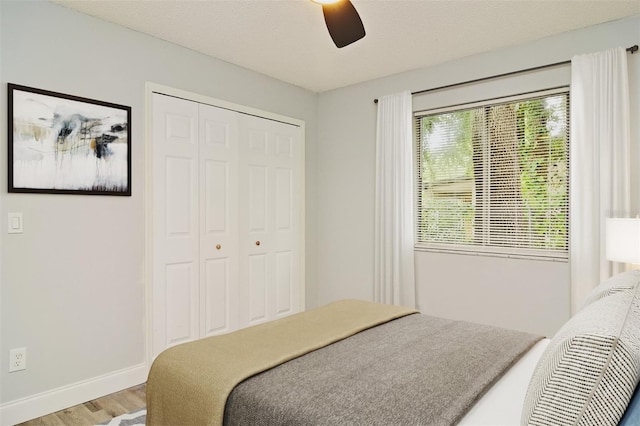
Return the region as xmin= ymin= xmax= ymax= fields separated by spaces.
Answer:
xmin=224 ymin=314 xmax=541 ymax=426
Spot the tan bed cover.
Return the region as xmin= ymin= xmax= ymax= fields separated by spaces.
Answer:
xmin=146 ymin=299 xmax=417 ymax=425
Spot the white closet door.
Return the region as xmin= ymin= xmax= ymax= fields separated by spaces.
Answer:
xmin=270 ymin=120 xmax=302 ymax=320
xmin=152 ymin=94 xmax=200 ymax=357
xmin=150 ymin=90 xmax=303 ymax=358
xmin=198 ymin=104 xmax=239 ymax=337
xmin=238 ymin=114 xmax=302 ymax=327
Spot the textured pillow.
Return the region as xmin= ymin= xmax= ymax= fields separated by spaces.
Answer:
xmin=521 ymin=284 xmax=640 ymax=426
xmin=581 ymin=270 xmax=640 ymax=308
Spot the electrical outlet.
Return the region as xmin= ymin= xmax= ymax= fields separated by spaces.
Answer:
xmin=9 ymin=347 xmax=26 ymax=372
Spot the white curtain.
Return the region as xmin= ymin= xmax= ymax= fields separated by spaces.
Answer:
xmin=374 ymin=91 xmax=416 ymax=308
xmin=570 ymin=47 xmax=631 ymax=314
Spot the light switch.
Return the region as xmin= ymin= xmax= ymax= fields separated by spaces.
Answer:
xmin=8 ymin=212 xmax=23 ymax=234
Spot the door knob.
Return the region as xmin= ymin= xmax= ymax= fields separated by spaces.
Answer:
xmin=255 ymin=241 xmax=261 ymax=246
xmin=216 ymin=244 xmax=221 ymax=250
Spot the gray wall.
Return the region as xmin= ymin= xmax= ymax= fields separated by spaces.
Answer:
xmin=0 ymin=0 xmax=317 ymax=404
xmin=315 ymin=16 xmax=640 ymax=337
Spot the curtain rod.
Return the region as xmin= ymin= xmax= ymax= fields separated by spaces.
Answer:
xmin=373 ymin=44 xmax=638 ymax=104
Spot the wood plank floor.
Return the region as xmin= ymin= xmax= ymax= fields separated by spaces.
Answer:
xmin=17 ymin=383 xmax=146 ymax=426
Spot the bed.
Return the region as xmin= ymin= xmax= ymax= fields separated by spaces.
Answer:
xmin=146 ymin=271 xmax=640 ymax=426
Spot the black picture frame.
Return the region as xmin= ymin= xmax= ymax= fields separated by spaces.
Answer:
xmin=8 ymin=83 xmax=132 ymax=196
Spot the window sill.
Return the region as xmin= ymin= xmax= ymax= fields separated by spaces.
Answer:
xmin=414 ymin=244 xmax=569 ymax=262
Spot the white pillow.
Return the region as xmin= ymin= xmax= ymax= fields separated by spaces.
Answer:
xmin=522 ymin=283 xmax=640 ymax=426
xmin=580 ymin=269 xmax=640 ymax=308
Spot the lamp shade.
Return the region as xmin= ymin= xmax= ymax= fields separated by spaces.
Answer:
xmin=606 ymin=218 xmax=640 ymax=264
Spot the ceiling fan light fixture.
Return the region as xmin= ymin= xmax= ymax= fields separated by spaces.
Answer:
xmin=313 ymin=0 xmax=366 ymax=48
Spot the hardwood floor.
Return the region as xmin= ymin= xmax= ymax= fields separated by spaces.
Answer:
xmin=17 ymin=383 xmax=146 ymax=426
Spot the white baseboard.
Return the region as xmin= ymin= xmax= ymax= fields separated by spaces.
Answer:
xmin=0 ymin=363 xmax=148 ymax=425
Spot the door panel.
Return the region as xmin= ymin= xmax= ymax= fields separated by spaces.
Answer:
xmin=152 ymin=94 xmax=199 ymax=358
xmin=275 ymin=133 xmax=293 ymax=158
xmin=165 ymin=156 xmax=194 ymax=236
xmin=199 ymin=104 xmax=239 ymax=337
xmin=239 ymin=114 xmax=302 ymax=325
xmin=248 ymin=165 xmax=268 ymax=233
xmin=248 ymin=129 xmax=267 ymax=154
xmin=248 ymin=254 xmax=268 ymax=323
xmin=203 ymin=160 xmax=227 ymax=233
xmin=165 ymin=262 xmax=198 ymax=346
xmin=271 ymin=123 xmax=301 ymax=319
xmin=204 ymin=258 xmax=230 ymax=335
xmin=275 ymin=168 xmax=292 ymax=231
xmin=203 ymin=119 xmax=230 ymax=149
xmin=275 ymin=251 xmax=293 ymax=315
xmin=165 ymin=112 xmax=196 ymax=144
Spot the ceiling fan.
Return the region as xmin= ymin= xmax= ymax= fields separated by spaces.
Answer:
xmin=312 ymin=0 xmax=366 ymax=48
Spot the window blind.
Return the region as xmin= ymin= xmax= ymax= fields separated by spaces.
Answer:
xmin=414 ymin=88 xmax=569 ymax=260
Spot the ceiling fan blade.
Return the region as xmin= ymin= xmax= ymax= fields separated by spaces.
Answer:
xmin=322 ymin=0 xmax=365 ymax=48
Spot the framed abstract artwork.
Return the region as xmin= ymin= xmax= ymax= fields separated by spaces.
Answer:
xmin=8 ymin=83 xmax=131 ymax=195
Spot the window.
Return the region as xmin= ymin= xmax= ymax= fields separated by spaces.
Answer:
xmin=414 ymin=88 xmax=569 ymax=259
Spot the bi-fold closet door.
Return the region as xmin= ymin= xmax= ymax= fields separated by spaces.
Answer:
xmin=151 ymin=93 xmax=303 ymax=358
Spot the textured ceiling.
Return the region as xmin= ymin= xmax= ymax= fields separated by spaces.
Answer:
xmin=52 ymin=0 xmax=639 ymax=93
